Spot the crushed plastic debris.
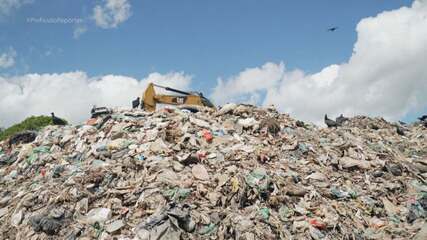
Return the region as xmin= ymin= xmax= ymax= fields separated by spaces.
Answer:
xmin=0 ymin=105 xmax=426 ymax=239
xmin=8 ymin=130 xmax=37 ymax=146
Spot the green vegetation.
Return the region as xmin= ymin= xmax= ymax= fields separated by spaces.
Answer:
xmin=0 ymin=116 xmax=68 ymax=141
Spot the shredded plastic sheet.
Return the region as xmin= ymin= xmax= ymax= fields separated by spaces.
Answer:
xmin=0 ymin=105 xmax=426 ymax=239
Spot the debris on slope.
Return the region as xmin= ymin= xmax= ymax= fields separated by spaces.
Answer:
xmin=0 ymin=115 xmax=53 ymax=142
xmin=0 ymin=105 xmax=426 ymax=239
xmin=8 ymin=130 xmax=37 ymax=146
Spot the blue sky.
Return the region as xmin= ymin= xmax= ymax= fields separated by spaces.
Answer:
xmin=1 ymin=0 xmax=426 ymax=126
xmin=1 ymin=0 xmax=411 ymax=88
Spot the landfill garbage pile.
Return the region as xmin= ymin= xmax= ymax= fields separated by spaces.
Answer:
xmin=0 ymin=104 xmax=426 ymax=240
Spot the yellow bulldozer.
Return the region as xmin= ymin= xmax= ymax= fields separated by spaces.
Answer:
xmin=133 ymin=83 xmax=215 ymax=112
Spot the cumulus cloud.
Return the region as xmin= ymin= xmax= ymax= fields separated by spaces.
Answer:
xmin=211 ymin=0 xmax=427 ymax=124
xmin=0 ymin=0 xmax=33 ymax=17
xmin=92 ymin=0 xmax=131 ymax=28
xmin=0 ymin=71 xmax=191 ymax=126
xmin=0 ymin=47 xmax=16 ymax=69
xmin=212 ymin=62 xmax=285 ymax=105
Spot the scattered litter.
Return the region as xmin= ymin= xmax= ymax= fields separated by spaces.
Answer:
xmin=0 ymin=105 xmax=426 ymax=239
xmin=8 ymin=130 xmax=37 ymax=145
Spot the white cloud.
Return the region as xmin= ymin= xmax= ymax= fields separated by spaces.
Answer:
xmin=211 ymin=0 xmax=427 ymax=124
xmin=0 ymin=47 xmax=16 ymax=69
xmin=0 ymin=0 xmax=33 ymax=17
xmin=73 ymin=25 xmax=87 ymax=39
xmin=212 ymin=62 xmax=285 ymax=105
xmin=92 ymin=0 xmax=132 ymax=29
xmin=0 ymin=71 xmax=191 ymax=126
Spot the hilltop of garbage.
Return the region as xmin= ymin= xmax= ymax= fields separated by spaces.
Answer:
xmin=0 ymin=104 xmax=426 ymax=239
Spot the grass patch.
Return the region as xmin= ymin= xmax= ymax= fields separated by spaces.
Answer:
xmin=0 ymin=115 xmax=68 ymax=141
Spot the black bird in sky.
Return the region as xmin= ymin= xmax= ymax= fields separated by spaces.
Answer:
xmin=327 ymin=27 xmax=338 ymax=32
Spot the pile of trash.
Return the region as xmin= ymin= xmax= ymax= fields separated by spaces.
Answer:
xmin=0 ymin=104 xmax=426 ymax=239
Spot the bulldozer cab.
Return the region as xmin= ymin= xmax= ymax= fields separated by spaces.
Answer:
xmin=137 ymin=83 xmax=215 ymax=112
